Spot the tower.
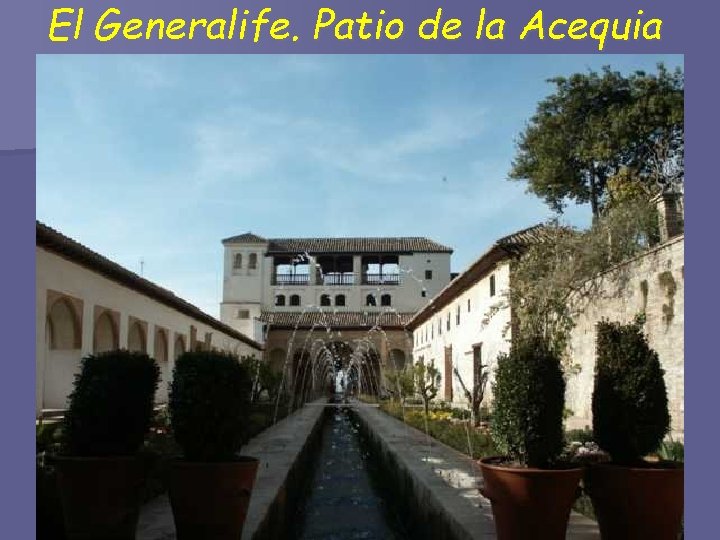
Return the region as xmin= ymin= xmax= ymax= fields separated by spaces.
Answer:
xmin=220 ymin=233 xmax=268 ymax=342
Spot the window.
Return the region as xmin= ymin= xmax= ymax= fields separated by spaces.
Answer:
xmin=456 ymin=305 xmax=461 ymax=325
xmin=249 ymin=253 xmax=258 ymax=270
xmin=425 ymin=270 xmax=433 ymax=280
xmin=438 ymin=317 xmax=442 ymax=336
xmin=320 ymin=294 xmax=331 ymax=307
xmin=381 ymin=294 xmax=391 ymax=307
xmin=490 ymin=274 xmax=496 ymax=297
xmin=421 ymin=289 xmax=427 ymax=298
xmin=467 ymin=298 xmax=471 ymax=312
xmin=233 ymin=253 xmax=242 ymax=269
xmin=275 ymin=295 xmax=286 ymax=306
xmin=290 ymin=294 xmax=301 ymax=306
xmin=446 ymin=312 xmax=451 ymax=331
xmin=237 ymin=309 xmax=250 ymax=319
xmin=335 ymin=294 xmax=346 ymax=306
xmin=366 ymin=294 xmax=376 ymax=307
xmin=431 ymin=323 xmax=434 ymax=339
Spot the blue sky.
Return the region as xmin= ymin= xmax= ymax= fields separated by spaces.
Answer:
xmin=36 ymin=54 xmax=683 ymax=317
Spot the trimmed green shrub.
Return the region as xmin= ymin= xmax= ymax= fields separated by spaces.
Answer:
xmin=169 ymin=350 xmax=252 ymax=462
xmin=491 ymin=337 xmax=565 ymax=467
xmin=592 ymin=321 xmax=670 ymax=464
xmin=61 ymin=350 xmax=159 ymax=456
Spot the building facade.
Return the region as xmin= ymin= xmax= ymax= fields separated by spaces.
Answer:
xmin=220 ymin=233 xmax=452 ymax=395
xmin=408 ymin=195 xmax=685 ymax=438
xmin=36 ymin=222 xmax=263 ymax=416
xmin=407 ymin=226 xmax=545 ymax=406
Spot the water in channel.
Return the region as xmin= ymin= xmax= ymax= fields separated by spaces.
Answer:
xmin=294 ymin=406 xmax=409 ymax=540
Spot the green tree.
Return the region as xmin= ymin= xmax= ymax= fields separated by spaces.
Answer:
xmin=386 ymin=367 xmax=415 ymax=406
xmin=510 ymin=64 xmax=683 ymax=218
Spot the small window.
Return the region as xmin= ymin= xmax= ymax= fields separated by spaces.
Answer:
xmin=237 ymin=309 xmax=250 ymax=319
xmin=456 ymin=305 xmax=461 ymax=325
xmin=431 ymin=323 xmax=434 ymax=339
xmin=335 ymin=294 xmax=346 ymax=306
xmin=446 ymin=312 xmax=451 ymax=331
xmin=275 ymin=295 xmax=286 ymax=306
xmin=366 ymin=294 xmax=376 ymax=307
xmin=438 ymin=318 xmax=442 ymax=336
xmin=233 ymin=253 xmax=243 ymax=269
xmin=290 ymin=294 xmax=301 ymax=306
xmin=381 ymin=294 xmax=391 ymax=307
xmin=490 ymin=274 xmax=496 ymax=297
xmin=425 ymin=270 xmax=433 ymax=280
xmin=320 ymin=294 xmax=331 ymax=307
xmin=249 ymin=253 xmax=258 ymax=270
xmin=467 ymin=298 xmax=471 ymax=312
xmin=421 ymin=289 xmax=427 ymax=298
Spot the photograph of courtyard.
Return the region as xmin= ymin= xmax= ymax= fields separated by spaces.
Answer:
xmin=36 ymin=55 xmax=684 ymax=539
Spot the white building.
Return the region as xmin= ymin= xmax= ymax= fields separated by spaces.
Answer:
xmin=36 ymin=222 xmax=263 ymax=417
xmin=220 ymin=233 xmax=453 ymax=344
xmin=219 ymin=233 xmax=453 ymax=399
xmin=407 ymin=226 xmax=544 ymax=406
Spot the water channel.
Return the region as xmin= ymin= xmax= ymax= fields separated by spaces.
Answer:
xmin=293 ymin=404 xmax=410 ymax=540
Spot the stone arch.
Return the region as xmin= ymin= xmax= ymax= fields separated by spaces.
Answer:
xmin=93 ymin=310 xmax=118 ymax=354
xmin=128 ymin=319 xmax=147 ymax=353
xmin=154 ymin=328 xmax=169 ymax=403
xmin=269 ymin=348 xmax=286 ymax=373
xmin=47 ymin=296 xmax=81 ymax=350
xmin=389 ymin=348 xmax=406 ymax=371
xmin=290 ymin=294 xmax=301 ymax=306
xmin=174 ymin=334 xmax=186 ymax=360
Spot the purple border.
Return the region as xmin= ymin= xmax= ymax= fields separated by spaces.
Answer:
xmin=0 ymin=0 xmax=710 ymax=535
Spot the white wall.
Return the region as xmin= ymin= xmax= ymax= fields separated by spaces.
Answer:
xmin=37 ymin=247 xmax=262 ymax=415
xmin=412 ymin=262 xmax=512 ymax=406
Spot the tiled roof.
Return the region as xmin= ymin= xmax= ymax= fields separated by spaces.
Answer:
xmin=407 ymin=224 xmax=547 ymax=329
xmin=37 ymin=221 xmax=263 ymax=351
xmin=260 ymin=311 xmax=415 ymax=329
xmin=222 ymin=232 xmax=268 ymax=244
xmin=223 ymin=234 xmax=452 ymax=254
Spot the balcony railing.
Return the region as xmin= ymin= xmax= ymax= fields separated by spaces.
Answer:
xmin=322 ymin=273 xmax=355 ymax=286
xmin=362 ymin=273 xmax=400 ymax=285
xmin=273 ymin=274 xmax=309 ymax=286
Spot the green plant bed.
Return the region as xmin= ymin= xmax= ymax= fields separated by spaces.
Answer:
xmin=379 ymin=402 xmax=496 ymax=459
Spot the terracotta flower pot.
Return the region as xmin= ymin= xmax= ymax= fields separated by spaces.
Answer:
xmin=585 ymin=461 xmax=684 ymax=540
xmin=479 ymin=456 xmax=583 ymax=540
xmin=169 ymin=456 xmax=259 ymax=540
xmin=54 ymin=455 xmax=148 ymax=540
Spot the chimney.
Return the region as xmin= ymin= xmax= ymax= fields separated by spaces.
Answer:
xmin=652 ymin=192 xmax=684 ymax=243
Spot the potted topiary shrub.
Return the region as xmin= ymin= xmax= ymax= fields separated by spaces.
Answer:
xmin=168 ymin=350 xmax=258 ymax=539
xmin=586 ymin=320 xmax=683 ymax=539
xmin=479 ymin=337 xmax=583 ymax=540
xmin=55 ymin=349 xmax=159 ymax=540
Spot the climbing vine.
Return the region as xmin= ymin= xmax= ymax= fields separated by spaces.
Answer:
xmin=487 ymin=191 xmax=660 ymax=364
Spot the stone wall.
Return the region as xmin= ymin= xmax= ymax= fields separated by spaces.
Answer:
xmin=565 ymin=235 xmax=684 ymax=439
